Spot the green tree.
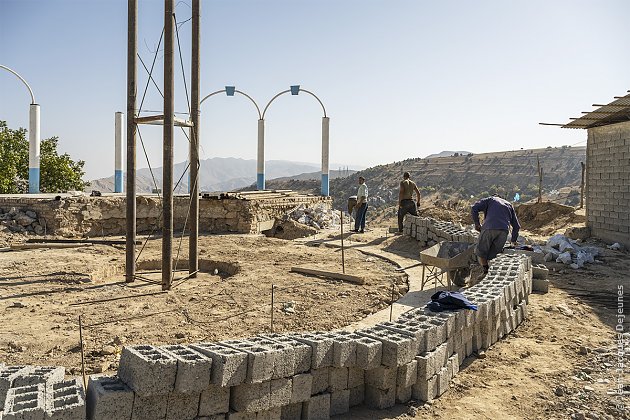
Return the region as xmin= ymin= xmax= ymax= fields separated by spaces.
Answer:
xmin=0 ymin=121 xmax=88 ymax=193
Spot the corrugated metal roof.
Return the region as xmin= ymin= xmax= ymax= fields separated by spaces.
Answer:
xmin=562 ymin=91 xmax=630 ymax=129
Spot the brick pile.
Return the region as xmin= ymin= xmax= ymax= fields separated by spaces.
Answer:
xmin=403 ymin=215 xmax=478 ymax=247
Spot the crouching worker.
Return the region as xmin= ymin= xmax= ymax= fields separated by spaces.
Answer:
xmin=471 ymin=195 xmax=521 ymax=279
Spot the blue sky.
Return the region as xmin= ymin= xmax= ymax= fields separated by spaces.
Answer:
xmin=1 ymin=0 xmax=629 ymax=180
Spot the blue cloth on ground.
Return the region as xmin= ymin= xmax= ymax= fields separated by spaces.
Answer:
xmin=426 ymin=290 xmax=478 ymax=312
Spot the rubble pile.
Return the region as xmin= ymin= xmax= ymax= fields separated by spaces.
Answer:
xmin=0 ymin=207 xmax=45 ymax=235
xmin=288 ymin=203 xmax=340 ymax=229
xmin=533 ymin=234 xmax=604 ymax=269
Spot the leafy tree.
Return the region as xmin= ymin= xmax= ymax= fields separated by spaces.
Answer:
xmin=0 ymin=121 xmax=88 ymax=193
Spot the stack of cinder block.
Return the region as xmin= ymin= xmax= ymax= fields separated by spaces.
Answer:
xmin=403 ymin=216 xmax=478 ymax=246
xmin=79 ymin=253 xmax=532 ymax=419
xmin=0 ymin=365 xmax=86 ymax=419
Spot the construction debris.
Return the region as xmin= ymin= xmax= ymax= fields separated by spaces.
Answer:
xmin=287 ymin=203 xmax=341 ymax=229
xmin=533 ymin=234 xmax=603 ymax=269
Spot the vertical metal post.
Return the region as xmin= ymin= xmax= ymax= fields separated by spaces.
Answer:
xmin=270 ymin=284 xmax=275 ymax=333
xmin=125 ymin=0 xmax=137 ymax=283
xmin=340 ymin=210 xmax=345 ymax=274
xmin=28 ymin=104 xmax=40 ymax=193
xmin=580 ymin=161 xmax=585 ymax=209
xmin=78 ymin=315 xmax=87 ymax=391
xmin=162 ymin=0 xmax=175 ymax=290
xmin=321 ymin=116 xmax=330 ymax=196
xmin=389 ymin=283 xmax=395 ymax=321
xmin=257 ymin=119 xmax=265 ymax=190
xmin=189 ymin=0 xmax=200 ymax=278
xmin=114 ymin=112 xmax=124 ymax=193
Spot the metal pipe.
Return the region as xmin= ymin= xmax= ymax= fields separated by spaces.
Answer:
xmin=114 ymin=112 xmax=124 ymax=193
xmin=270 ymin=284 xmax=275 ymax=333
xmin=257 ymin=119 xmax=265 ymax=190
xmin=162 ymin=0 xmax=175 ymax=290
xmin=321 ymin=116 xmax=330 ymax=196
xmin=189 ymin=0 xmax=200 ymax=278
xmin=340 ymin=210 xmax=345 ymax=274
xmin=28 ymin=104 xmax=40 ymax=193
xmin=125 ymin=0 xmax=137 ymax=283
xmin=0 ymin=65 xmax=36 ymax=103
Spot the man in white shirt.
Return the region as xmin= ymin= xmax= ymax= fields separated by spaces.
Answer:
xmin=353 ymin=176 xmax=368 ymax=233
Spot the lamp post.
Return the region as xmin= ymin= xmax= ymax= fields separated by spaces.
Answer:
xmin=0 ymin=65 xmax=40 ymax=193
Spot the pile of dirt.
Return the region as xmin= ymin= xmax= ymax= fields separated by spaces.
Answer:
xmin=516 ymin=201 xmax=585 ymax=235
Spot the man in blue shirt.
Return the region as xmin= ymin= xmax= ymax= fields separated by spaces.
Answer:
xmin=471 ymin=195 xmax=521 ymax=276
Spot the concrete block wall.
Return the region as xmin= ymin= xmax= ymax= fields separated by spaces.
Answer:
xmin=403 ymin=215 xmax=479 ymax=246
xmin=586 ymin=121 xmax=630 ymax=248
xmin=0 ymin=195 xmax=331 ymax=237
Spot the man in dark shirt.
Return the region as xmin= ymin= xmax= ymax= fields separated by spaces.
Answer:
xmin=471 ymin=195 xmax=521 ymax=276
xmin=397 ymin=172 xmax=421 ymax=233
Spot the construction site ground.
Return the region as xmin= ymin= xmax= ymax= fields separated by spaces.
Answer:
xmin=0 ymin=210 xmax=627 ymax=420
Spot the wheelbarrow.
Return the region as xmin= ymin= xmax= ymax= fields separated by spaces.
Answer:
xmin=419 ymin=241 xmax=476 ymax=290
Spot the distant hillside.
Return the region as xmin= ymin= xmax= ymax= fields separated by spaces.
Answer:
xmin=260 ymin=146 xmax=587 ymax=209
xmin=425 ymin=150 xmax=472 ymax=158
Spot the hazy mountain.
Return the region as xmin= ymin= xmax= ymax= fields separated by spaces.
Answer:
xmin=425 ymin=150 xmax=472 ymax=158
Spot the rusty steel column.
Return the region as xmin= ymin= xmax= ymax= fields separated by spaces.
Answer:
xmin=189 ymin=0 xmax=200 ymax=278
xmin=162 ymin=0 xmax=175 ymax=290
xmin=125 ymin=0 xmax=137 ymax=283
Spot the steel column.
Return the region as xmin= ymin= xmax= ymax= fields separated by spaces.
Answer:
xmin=189 ymin=0 xmax=200 ymax=277
xmin=125 ymin=0 xmax=137 ymax=283
xmin=321 ymin=116 xmax=330 ymax=196
xmin=114 ymin=112 xmax=124 ymax=193
xmin=28 ymin=104 xmax=40 ymax=193
xmin=257 ymin=119 xmax=265 ymax=190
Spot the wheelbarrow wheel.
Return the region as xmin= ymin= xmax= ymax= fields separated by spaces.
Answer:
xmin=449 ymin=267 xmax=470 ymax=287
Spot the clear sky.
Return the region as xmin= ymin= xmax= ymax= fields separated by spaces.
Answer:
xmin=1 ymin=0 xmax=629 ymax=180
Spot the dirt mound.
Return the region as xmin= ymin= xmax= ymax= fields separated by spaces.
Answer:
xmin=516 ymin=201 xmax=585 ymax=235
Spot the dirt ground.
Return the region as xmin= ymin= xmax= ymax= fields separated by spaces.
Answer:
xmin=0 ymin=207 xmax=628 ymax=420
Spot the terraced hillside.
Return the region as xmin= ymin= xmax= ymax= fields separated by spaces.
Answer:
xmin=256 ymin=146 xmax=586 ymax=209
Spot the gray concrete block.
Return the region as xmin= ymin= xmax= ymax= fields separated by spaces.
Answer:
xmin=13 ymin=366 xmax=65 ymax=388
xmin=257 ymin=406 xmax=281 ymax=420
xmin=0 ymin=366 xmax=33 ymax=409
xmin=379 ymin=320 xmax=426 ymax=354
xmin=222 ymin=339 xmax=277 ymax=384
xmin=86 ymin=375 xmax=134 ymax=420
xmin=198 ymin=383 xmax=230 ymax=417
xmin=351 ymin=335 xmax=382 ymax=370
xmin=226 ymin=411 xmax=249 ymax=420
xmin=348 ymin=385 xmax=364 ymax=407
xmin=3 ymin=383 xmax=46 ymax=420
xmin=364 ymin=385 xmax=395 ymax=409
xmin=532 ymin=278 xmax=549 ymax=293
xmin=165 ymin=392 xmax=199 ymax=420
xmin=290 ymin=373 xmax=312 ymax=403
xmin=310 ymin=368 xmax=329 ymax=395
xmin=249 ymin=337 xmax=294 ymax=380
xmin=131 ymin=394 xmax=168 ymax=420
xmin=416 ymin=342 xmax=447 ymax=381
xmin=260 ymin=334 xmax=312 ymax=374
xmin=330 ymin=332 xmax=357 ymax=368
xmin=396 ymin=360 xmax=417 ymax=388
xmin=230 ymin=381 xmax=271 ymax=412
xmin=161 ymin=344 xmax=212 ymax=394
xmin=395 ymin=385 xmax=412 ymax=404
xmin=269 ymin=378 xmax=291 ymax=408
xmin=191 ymin=343 xmax=248 ymax=387
xmin=290 ymin=333 xmax=334 ymax=369
xmin=301 ymin=393 xmax=330 ymax=420
xmin=329 ymin=390 xmax=350 ymax=416
xmin=356 ymin=327 xmax=414 ymax=367
xmin=411 ymin=374 xmax=437 ymax=402
xmin=196 ymin=415 xmax=226 ymax=420
xmin=46 ymin=377 xmax=86 ymax=420
xmin=436 ymin=366 xmax=451 ymax=397
xmin=365 ymin=366 xmax=396 ymax=390
xmin=280 ymin=402 xmax=302 ymax=420
xmin=347 ymin=368 xmax=363 ymax=389
xmin=118 ymin=345 xmax=177 ymax=396
xmin=328 ymin=368 xmax=348 ymax=392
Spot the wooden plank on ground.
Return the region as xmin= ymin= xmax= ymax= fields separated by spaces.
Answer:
xmin=290 ymin=266 xmax=365 ymax=285
xmin=26 ymin=238 xmax=140 ymax=245
xmin=10 ymin=243 xmax=91 ymax=251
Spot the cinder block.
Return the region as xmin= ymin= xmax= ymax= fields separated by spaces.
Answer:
xmin=330 ymin=390 xmax=350 ymax=416
xmin=364 ymin=385 xmax=395 ymax=409
xmin=191 ymin=343 xmax=248 ymax=387
xmin=330 ymin=332 xmax=357 ymax=367
xmin=302 ymin=393 xmax=330 ymax=420
xmin=291 ymin=332 xmax=334 ymax=369
xmin=227 ymin=411 xmax=249 ymax=420
xmin=379 ymin=320 xmax=426 ymax=354
xmin=3 ymin=383 xmax=46 ymax=420
xmin=86 ymin=375 xmax=134 ymax=420
xmin=448 ymin=354 xmax=459 ymax=377
xmin=290 ymin=373 xmax=312 ymax=403
xmin=249 ymin=337 xmax=294 ymax=379
xmin=532 ymin=264 xmax=549 ymax=280
xmin=222 ymin=339 xmax=278 ymax=383
xmin=118 ymin=345 xmax=177 ymax=396
xmin=198 ymin=383 xmax=230 ymax=417
xmin=261 ymin=334 xmax=312 ymax=374
xmin=352 ymin=335 xmax=382 ymax=370
xmin=356 ymin=327 xmax=415 ymax=367
xmin=397 ymin=360 xmax=417 ymax=388
xmin=131 ymin=393 xmax=168 ymax=420
xmin=365 ymin=366 xmax=396 ymax=389
xmin=0 ymin=365 xmax=33 ymax=408
xmin=46 ymin=377 xmax=86 ymax=420
xmin=269 ymin=378 xmax=291 ymax=408
xmin=348 ymin=384 xmax=364 ymax=407
xmin=165 ymin=392 xmax=200 ymax=420
xmin=347 ymin=368 xmax=364 ymax=389
xmin=14 ymin=366 xmax=65 ymax=388
xmin=328 ymin=367 xmax=348 ymax=391
xmin=395 ymin=385 xmax=412 ymax=404
xmin=257 ymin=406 xmax=281 ymax=420
xmin=281 ymin=402 xmax=303 ymax=420
xmin=532 ymin=278 xmax=549 ymax=293
xmin=411 ymin=374 xmax=437 ymax=402
xmin=161 ymin=344 xmax=212 ymax=393
xmin=230 ymin=380 xmax=271 ymax=412
xmin=310 ymin=368 xmax=329 ymax=395
xmin=436 ymin=366 xmax=451 ymax=396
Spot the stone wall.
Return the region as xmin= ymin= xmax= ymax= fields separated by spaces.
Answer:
xmin=0 ymin=194 xmax=332 ymax=237
xmin=0 ymin=253 xmax=533 ymax=419
xmin=586 ymin=121 xmax=630 ymax=248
